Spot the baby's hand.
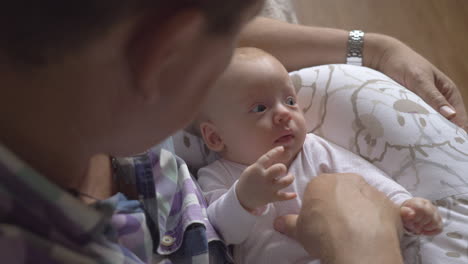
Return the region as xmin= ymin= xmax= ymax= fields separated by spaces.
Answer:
xmin=401 ymin=198 xmax=443 ymax=236
xmin=236 ymin=146 xmax=297 ymax=213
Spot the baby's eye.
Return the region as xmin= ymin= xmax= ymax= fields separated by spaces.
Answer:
xmin=251 ymin=104 xmax=267 ymax=113
xmin=286 ymin=96 xmax=296 ymax=106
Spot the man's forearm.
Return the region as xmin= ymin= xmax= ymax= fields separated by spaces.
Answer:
xmin=238 ymin=17 xmax=395 ymax=72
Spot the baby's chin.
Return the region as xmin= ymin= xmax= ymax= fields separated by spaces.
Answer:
xmin=282 ymin=147 xmax=301 ymax=167
xmin=283 ymin=133 xmax=306 ymax=164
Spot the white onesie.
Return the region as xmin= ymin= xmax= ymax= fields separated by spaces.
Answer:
xmin=198 ymin=133 xmax=412 ymax=264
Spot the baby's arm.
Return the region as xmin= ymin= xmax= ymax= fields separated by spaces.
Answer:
xmin=198 ymin=146 xmax=296 ymax=244
xmin=401 ymin=198 xmax=443 ymax=235
xmin=198 ymin=166 xmax=254 ymax=244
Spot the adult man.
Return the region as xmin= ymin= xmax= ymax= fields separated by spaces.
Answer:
xmin=0 ymin=1 xmax=465 ymax=263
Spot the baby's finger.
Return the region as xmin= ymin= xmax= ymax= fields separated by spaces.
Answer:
xmin=256 ymin=146 xmax=286 ymax=169
xmin=411 ymin=223 xmax=423 ymax=234
xmin=423 ymin=229 xmax=442 ymax=236
xmin=419 ymin=213 xmax=434 ymax=227
xmin=418 ymin=203 xmax=438 ymax=224
xmin=412 ymin=212 xmax=424 ymax=224
xmin=423 ymin=222 xmax=441 ymax=232
xmin=423 ymin=221 xmax=443 ymax=236
xmin=274 ymin=173 xmax=295 ymax=190
xmin=423 ymin=214 xmax=443 ymax=232
xmin=412 ymin=200 xmax=433 ymax=222
xmin=265 ymin=163 xmax=288 ymax=181
xmin=401 ymin=206 xmax=415 ymax=221
xmin=275 ymin=191 xmax=297 ymax=201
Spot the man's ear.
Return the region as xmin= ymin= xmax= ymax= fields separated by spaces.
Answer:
xmin=127 ymin=9 xmax=205 ymax=101
xmin=199 ymin=122 xmax=224 ymax=152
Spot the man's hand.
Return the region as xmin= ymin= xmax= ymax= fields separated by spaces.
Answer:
xmin=273 ymin=173 xmax=404 ymax=264
xmin=236 ymin=146 xmax=297 ymax=212
xmin=367 ymin=34 xmax=468 ymax=131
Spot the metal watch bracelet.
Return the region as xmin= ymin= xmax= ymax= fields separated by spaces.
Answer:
xmin=346 ymin=30 xmax=365 ymax=66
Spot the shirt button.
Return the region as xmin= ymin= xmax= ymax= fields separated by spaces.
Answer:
xmin=161 ymin=235 xmax=176 ymax=246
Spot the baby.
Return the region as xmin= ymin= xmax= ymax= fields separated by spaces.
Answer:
xmin=196 ymin=47 xmax=442 ymax=264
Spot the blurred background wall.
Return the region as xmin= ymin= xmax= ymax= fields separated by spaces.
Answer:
xmin=293 ymin=0 xmax=468 ymax=110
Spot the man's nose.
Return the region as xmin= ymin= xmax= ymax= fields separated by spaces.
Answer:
xmin=274 ymin=106 xmax=292 ymax=125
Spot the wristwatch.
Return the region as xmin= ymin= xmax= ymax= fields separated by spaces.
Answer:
xmin=346 ymin=30 xmax=365 ymax=66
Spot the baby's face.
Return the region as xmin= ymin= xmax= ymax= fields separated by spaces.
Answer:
xmin=205 ymin=56 xmax=307 ymax=165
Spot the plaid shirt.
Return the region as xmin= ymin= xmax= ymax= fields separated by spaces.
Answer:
xmin=0 ymin=138 xmax=231 ymax=264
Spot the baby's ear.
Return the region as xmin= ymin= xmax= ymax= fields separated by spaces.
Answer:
xmin=199 ymin=122 xmax=224 ymax=152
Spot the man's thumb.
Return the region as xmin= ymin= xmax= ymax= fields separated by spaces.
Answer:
xmin=274 ymin=215 xmax=299 ymax=240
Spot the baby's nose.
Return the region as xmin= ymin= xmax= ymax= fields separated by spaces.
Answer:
xmin=274 ymin=108 xmax=292 ymax=125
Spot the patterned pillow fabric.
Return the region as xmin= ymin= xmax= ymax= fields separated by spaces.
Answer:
xmin=174 ymin=64 xmax=468 ymax=263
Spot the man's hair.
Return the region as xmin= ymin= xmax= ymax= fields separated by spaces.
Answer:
xmin=0 ymin=0 xmax=256 ymax=66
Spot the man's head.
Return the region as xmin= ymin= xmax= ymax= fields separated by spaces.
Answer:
xmin=0 ymin=1 xmax=259 ymax=65
xmin=0 ymin=0 xmax=266 ymax=188
xmin=0 ymin=0 xmax=264 ymax=159
xmin=198 ymin=47 xmax=307 ymax=166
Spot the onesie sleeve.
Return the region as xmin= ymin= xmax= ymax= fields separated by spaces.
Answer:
xmin=198 ymin=163 xmax=259 ymax=245
xmin=305 ymin=134 xmax=412 ymax=206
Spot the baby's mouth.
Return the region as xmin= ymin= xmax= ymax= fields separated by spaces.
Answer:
xmin=274 ymin=134 xmax=294 ymax=144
